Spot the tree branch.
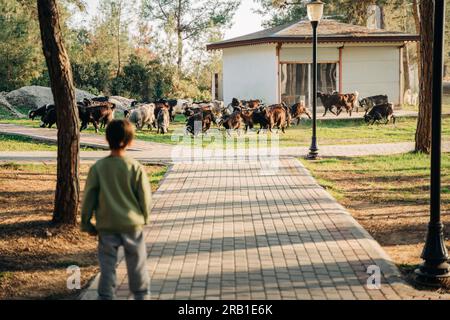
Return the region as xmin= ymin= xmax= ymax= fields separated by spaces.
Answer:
xmin=156 ymin=0 xmax=169 ymax=20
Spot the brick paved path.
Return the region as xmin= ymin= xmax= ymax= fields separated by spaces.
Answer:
xmin=82 ymin=158 xmax=441 ymax=300
xmin=1 ymin=123 xmax=448 ymax=299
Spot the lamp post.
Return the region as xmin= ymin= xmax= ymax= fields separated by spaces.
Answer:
xmin=415 ymin=0 xmax=450 ymax=285
xmin=306 ymin=0 xmax=324 ymax=160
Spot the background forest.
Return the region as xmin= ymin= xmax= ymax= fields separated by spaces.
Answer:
xmin=1 ymin=0 xmax=449 ymax=103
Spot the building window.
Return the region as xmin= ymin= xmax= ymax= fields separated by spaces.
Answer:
xmin=280 ymin=62 xmax=337 ymax=107
xmin=318 ymin=63 xmax=337 ymax=96
xmin=280 ymin=63 xmax=309 ymax=107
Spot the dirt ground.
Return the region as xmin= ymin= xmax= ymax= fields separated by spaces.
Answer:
xmin=345 ymin=196 xmax=450 ymax=292
xmin=0 ymin=163 xmax=166 ymax=300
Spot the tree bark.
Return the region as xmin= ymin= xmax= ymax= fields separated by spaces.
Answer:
xmin=6 ymin=53 xmax=11 ymax=87
xmin=176 ymin=0 xmax=183 ymax=74
xmin=403 ymin=45 xmax=411 ymax=92
xmin=412 ymin=0 xmax=421 ymax=71
xmin=177 ymin=29 xmax=183 ymax=73
xmin=379 ymin=5 xmax=385 ymax=29
xmin=116 ymin=1 xmax=122 ymax=78
xmin=415 ymin=0 xmax=434 ymax=154
xmin=37 ymin=0 xmax=80 ymax=225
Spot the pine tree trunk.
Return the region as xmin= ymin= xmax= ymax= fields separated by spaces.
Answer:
xmin=415 ymin=0 xmax=434 ymax=154
xmin=402 ymin=4 xmax=411 ymax=93
xmin=37 ymin=0 xmax=80 ymax=225
xmin=177 ymin=29 xmax=183 ymax=73
xmin=403 ymin=45 xmax=411 ymax=91
xmin=379 ymin=5 xmax=385 ymax=29
xmin=176 ymin=0 xmax=183 ymax=74
xmin=116 ymin=2 xmax=122 ymax=78
xmin=412 ymin=0 xmax=421 ymax=72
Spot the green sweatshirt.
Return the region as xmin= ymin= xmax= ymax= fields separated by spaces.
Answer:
xmin=81 ymin=155 xmax=152 ymax=234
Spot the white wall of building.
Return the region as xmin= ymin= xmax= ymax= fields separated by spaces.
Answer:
xmin=222 ymin=45 xmax=278 ymax=105
xmin=280 ymin=46 xmax=339 ymax=63
xmin=220 ymin=43 xmax=403 ymax=106
xmin=342 ymin=46 xmax=401 ymax=105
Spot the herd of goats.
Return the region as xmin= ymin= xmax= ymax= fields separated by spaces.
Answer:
xmin=27 ymin=91 xmax=395 ymax=136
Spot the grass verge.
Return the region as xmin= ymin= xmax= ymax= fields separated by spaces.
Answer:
xmin=0 ymin=134 xmax=100 ymax=152
xmin=300 ymin=152 xmax=450 ymax=293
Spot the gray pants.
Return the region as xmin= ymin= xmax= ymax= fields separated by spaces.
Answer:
xmin=97 ymin=231 xmax=149 ymax=300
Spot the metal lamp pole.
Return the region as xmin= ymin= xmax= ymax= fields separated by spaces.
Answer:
xmin=306 ymin=0 xmax=324 ymax=160
xmin=307 ymin=20 xmax=319 ymax=159
xmin=415 ymin=0 xmax=450 ymax=285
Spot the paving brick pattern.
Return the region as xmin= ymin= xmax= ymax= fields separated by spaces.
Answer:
xmin=82 ymin=158 xmax=441 ymax=300
xmin=1 ymin=123 xmax=448 ymax=300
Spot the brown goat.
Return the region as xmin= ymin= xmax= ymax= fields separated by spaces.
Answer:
xmin=267 ymin=105 xmax=288 ymax=133
xmin=245 ymin=99 xmax=261 ymax=109
xmin=240 ymin=109 xmax=253 ymax=133
xmin=222 ymin=109 xmax=242 ymax=135
xmin=290 ymin=102 xmax=312 ymax=125
xmin=317 ymin=92 xmax=358 ymax=117
xmin=79 ymin=104 xmax=115 ymax=133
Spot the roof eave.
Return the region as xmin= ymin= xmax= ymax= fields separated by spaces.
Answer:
xmin=206 ymin=35 xmax=420 ymax=50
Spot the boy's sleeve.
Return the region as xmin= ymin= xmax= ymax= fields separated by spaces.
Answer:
xmin=136 ymin=165 xmax=152 ymax=224
xmin=81 ymin=165 xmax=99 ymax=233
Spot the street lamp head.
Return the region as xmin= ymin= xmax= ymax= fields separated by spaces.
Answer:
xmin=307 ymin=0 xmax=324 ymax=22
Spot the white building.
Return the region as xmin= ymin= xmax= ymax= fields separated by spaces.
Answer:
xmin=207 ymin=19 xmax=418 ymax=107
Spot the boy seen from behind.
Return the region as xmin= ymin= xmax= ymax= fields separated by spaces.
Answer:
xmin=81 ymin=119 xmax=152 ymax=300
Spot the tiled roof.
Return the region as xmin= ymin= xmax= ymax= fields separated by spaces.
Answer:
xmin=207 ymin=19 xmax=419 ymax=50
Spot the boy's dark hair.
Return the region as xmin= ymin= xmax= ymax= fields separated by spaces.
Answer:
xmin=106 ymin=119 xmax=135 ymax=150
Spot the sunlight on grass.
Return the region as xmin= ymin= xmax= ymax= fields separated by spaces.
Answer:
xmin=300 ymin=152 xmax=450 ymax=205
xmin=0 ymin=272 xmax=12 ymax=281
xmin=147 ymin=165 xmax=168 ymax=191
xmin=2 ymin=114 xmax=449 ymax=148
xmin=0 ymin=134 xmax=58 ymax=151
xmin=0 ymin=134 xmax=97 ymax=151
xmin=0 ymin=162 xmax=56 ymax=174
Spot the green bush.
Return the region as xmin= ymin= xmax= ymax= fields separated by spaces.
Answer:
xmin=72 ymin=61 xmax=111 ymax=94
xmin=112 ymin=55 xmax=174 ymax=101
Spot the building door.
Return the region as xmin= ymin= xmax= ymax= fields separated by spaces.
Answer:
xmin=280 ymin=62 xmax=337 ymax=107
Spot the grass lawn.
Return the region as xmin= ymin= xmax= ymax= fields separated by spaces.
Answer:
xmin=0 ymin=134 xmax=58 ymax=151
xmin=300 ymin=153 xmax=450 ymax=290
xmin=0 ymin=163 xmax=167 ymax=299
xmin=0 ymin=108 xmax=13 ymax=118
xmin=0 ymin=134 xmax=100 ymax=152
xmin=2 ymin=114 xmax=449 ymax=148
xmin=136 ymin=116 xmax=448 ymax=148
xmin=402 ymin=94 xmax=450 ymax=113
